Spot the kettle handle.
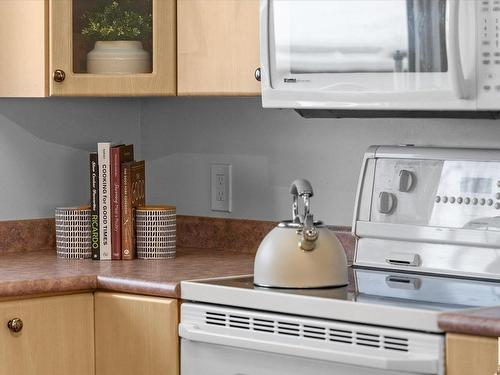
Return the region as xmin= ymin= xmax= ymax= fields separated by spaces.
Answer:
xmin=289 ymin=179 xmax=314 ymax=198
xmin=290 ymin=179 xmax=314 ymax=223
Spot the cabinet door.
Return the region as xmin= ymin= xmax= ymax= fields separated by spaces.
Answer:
xmin=177 ymin=0 xmax=260 ymax=96
xmin=95 ymin=292 xmax=179 ymax=375
xmin=0 ymin=293 xmax=95 ymax=375
xmin=50 ymin=0 xmax=176 ymax=96
xmin=446 ymin=333 xmax=498 ymax=375
xmin=0 ymin=0 xmax=47 ymax=97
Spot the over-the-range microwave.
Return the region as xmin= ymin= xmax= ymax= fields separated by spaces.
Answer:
xmin=259 ymin=0 xmax=500 ymax=118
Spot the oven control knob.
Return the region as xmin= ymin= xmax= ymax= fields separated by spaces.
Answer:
xmin=399 ymin=170 xmax=415 ymax=192
xmin=378 ymin=192 xmax=397 ymax=214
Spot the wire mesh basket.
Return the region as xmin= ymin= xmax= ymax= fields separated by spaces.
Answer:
xmin=55 ymin=206 xmax=92 ymax=259
xmin=136 ymin=205 xmax=176 ymax=259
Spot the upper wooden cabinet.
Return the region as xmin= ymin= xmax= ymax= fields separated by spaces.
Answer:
xmin=0 ymin=0 xmax=47 ymax=97
xmin=0 ymin=293 xmax=95 ymax=375
xmin=446 ymin=333 xmax=498 ymax=375
xmin=50 ymin=0 xmax=177 ymax=96
xmin=0 ymin=0 xmax=259 ymax=97
xmin=177 ymin=0 xmax=261 ymax=96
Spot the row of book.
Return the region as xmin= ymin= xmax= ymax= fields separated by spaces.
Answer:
xmin=89 ymin=143 xmax=145 ymax=260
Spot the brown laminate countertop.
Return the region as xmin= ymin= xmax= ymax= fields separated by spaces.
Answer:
xmin=4 ymin=245 xmax=500 ymax=337
xmin=438 ymin=308 xmax=500 ymax=337
xmin=0 ymin=248 xmax=254 ymax=299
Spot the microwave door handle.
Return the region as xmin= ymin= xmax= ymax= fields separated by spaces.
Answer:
xmin=447 ymin=0 xmax=469 ymax=99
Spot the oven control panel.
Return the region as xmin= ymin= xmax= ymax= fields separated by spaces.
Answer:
xmin=369 ymin=156 xmax=500 ymax=229
xmin=355 ymin=146 xmax=500 ymax=277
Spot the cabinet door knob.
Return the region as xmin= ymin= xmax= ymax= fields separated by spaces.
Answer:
xmin=254 ymin=67 xmax=261 ymax=81
xmin=53 ymin=69 xmax=66 ymax=83
xmin=7 ymin=318 xmax=23 ymax=333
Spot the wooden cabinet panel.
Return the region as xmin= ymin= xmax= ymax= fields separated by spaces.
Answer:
xmin=446 ymin=333 xmax=498 ymax=375
xmin=0 ymin=293 xmax=94 ymax=375
xmin=0 ymin=0 xmax=47 ymax=97
xmin=95 ymin=292 xmax=179 ymax=375
xmin=50 ymin=0 xmax=177 ymax=96
xmin=178 ymin=0 xmax=261 ymax=96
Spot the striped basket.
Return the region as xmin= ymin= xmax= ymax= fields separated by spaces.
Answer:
xmin=135 ymin=205 xmax=176 ymax=259
xmin=55 ymin=206 xmax=92 ymax=259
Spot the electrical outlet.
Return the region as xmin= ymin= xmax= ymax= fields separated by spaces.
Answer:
xmin=211 ymin=164 xmax=232 ymax=212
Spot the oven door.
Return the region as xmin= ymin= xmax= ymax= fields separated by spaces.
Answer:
xmin=179 ymin=303 xmax=444 ymax=375
xmin=181 ymin=339 xmax=423 ymax=375
xmin=261 ymin=0 xmax=478 ymax=111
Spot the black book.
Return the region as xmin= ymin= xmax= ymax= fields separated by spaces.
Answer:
xmin=89 ymin=152 xmax=100 ymax=260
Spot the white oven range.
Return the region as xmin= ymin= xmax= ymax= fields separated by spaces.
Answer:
xmin=180 ymin=146 xmax=500 ymax=375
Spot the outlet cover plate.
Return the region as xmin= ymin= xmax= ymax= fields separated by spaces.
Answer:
xmin=211 ymin=164 xmax=232 ymax=212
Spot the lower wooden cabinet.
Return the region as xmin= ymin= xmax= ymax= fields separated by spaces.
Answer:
xmin=0 ymin=292 xmax=179 ymax=375
xmin=0 ymin=293 xmax=95 ymax=375
xmin=95 ymin=292 xmax=179 ymax=375
xmin=446 ymin=333 xmax=498 ymax=375
xmin=4 ymin=293 xmax=500 ymax=375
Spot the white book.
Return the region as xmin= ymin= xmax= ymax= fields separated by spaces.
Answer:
xmin=97 ymin=142 xmax=112 ymax=260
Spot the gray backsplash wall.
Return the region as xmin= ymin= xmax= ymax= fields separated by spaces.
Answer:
xmin=2 ymin=96 xmax=500 ymax=225
xmin=141 ymin=97 xmax=500 ymax=225
xmin=0 ymin=98 xmax=141 ymax=221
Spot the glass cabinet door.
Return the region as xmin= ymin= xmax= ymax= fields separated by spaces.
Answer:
xmin=50 ymin=0 xmax=176 ymax=96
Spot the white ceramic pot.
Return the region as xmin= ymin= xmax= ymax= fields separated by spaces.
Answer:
xmin=86 ymin=41 xmax=151 ymax=75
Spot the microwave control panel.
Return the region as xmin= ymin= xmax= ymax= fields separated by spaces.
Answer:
xmin=370 ymin=158 xmax=500 ymax=230
xmin=478 ymin=0 xmax=500 ymax=108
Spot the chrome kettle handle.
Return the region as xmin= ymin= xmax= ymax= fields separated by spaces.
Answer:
xmin=289 ymin=179 xmax=314 ymax=198
xmin=289 ymin=179 xmax=319 ymax=251
xmin=289 ymin=179 xmax=314 ymax=224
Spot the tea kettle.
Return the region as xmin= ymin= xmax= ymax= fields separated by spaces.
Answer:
xmin=254 ymin=179 xmax=348 ymax=289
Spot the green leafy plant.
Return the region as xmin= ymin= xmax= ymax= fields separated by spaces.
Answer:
xmin=81 ymin=0 xmax=152 ymax=41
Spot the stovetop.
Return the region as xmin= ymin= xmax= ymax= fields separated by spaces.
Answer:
xmin=196 ymin=267 xmax=500 ymax=310
xmin=181 ymin=267 xmax=500 ymax=332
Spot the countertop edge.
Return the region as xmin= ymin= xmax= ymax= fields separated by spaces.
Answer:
xmin=96 ymin=275 xmax=180 ymax=299
xmin=438 ymin=312 xmax=500 ymax=337
xmin=1 ymin=275 xmax=97 ymax=298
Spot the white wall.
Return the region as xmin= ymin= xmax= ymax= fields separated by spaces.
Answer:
xmin=0 ymin=98 xmax=141 ymax=220
xmin=141 ymin=97 xmax=500 ymax=225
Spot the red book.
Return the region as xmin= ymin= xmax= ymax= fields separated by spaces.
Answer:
xmin=121 ymin=160 xmax=145 ymax=260
xmin=110 ymin=145 xmax=134 ymax=260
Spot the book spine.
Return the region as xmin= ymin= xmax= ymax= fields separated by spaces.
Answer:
xmin=121 ymin=163 xmax=133 ymax=260
xmin=111 ymin=147 xmax=121 ymax=260
xmin=98 ymin=142 xmax=112 ymax=260
xmin=89 ymin=153 xmax=100 ymax=260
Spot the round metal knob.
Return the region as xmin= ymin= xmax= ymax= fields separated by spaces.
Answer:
xmin=7 ymin=318 xmax=23 ymax=333
xmin=299 ymin=227 xmax=319 ymax=251
xmin=53 ymin=69 xmax=66 ymax=83
xmin=254 ymin=67 xmax=261 ymax=82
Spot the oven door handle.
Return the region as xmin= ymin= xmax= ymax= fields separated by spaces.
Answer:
xmin=179 ymin=323 xmax=439 ymax=374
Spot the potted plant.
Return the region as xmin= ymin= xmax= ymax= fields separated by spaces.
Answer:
xmin=81 ymin=0 xmax=152 ymax=74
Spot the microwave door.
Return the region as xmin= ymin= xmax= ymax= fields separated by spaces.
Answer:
xmin=263 ymin=0 xmax=477 ymax=111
